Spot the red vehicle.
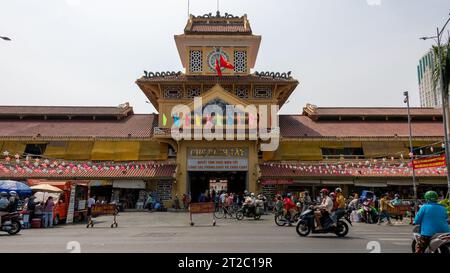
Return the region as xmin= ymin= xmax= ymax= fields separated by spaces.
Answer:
xmin=27 ymin=180 xmax=89 ymax=225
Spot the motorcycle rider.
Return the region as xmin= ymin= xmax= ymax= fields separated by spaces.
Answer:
xmin=8 ymin=191 xmax=19 ymax=213
xmin=413 ymin=191 xmax=450 ymax=253
xmin=283 ymin=193 xmax=297 ymax=224
xmin=314 ymin=189 xmax=334 ymax=230
xmin=274 ymin=195 xmax=283 ymax=214
xmin=334 ymin=188 xmax=346 ymax=220
xmin=0 ymin=192 xmax=10 ymax=224
xmin=243 ymin=193 xmax=255 ymax=215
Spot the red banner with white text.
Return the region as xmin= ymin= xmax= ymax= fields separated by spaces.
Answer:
xmin=412 ymin=154 xmax=446 ymax=170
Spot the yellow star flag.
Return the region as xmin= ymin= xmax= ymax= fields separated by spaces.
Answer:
xmin=162 ymin=114 xmax=167 ymax=126
xmin=195 ymin=114 xmax=202 ymax=126
xmin=216 ymin=114 xmax=223 ymax=125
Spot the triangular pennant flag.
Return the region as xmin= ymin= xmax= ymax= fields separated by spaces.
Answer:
xmin=173 ymin=114 xmax=180 ymax=127
xmin=206 ymin=114 xmax=213 ymax=126
xmin=227 ymin=112 xmax=234 ymax=125
xmin=162 ymin=114 xmax=167 ymax=126
xmin=195 ymin=114 xmax=201 ymax=126
xmin=185 ymin=113 xmax=190 ymax=127
xmin=249 ymin=113 xmax=256 ymax=127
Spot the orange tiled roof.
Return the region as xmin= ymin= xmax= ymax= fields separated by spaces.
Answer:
xmin=279 ymin=115 xmax=444 ymax=138
xmin=0 ymin=161 xmax=176 ymax=180
xmin=0 ymin=114 xmax=156 ymax=139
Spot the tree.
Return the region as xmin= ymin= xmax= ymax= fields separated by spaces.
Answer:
xmin=432 ymin=36 xmax=450 ymax=102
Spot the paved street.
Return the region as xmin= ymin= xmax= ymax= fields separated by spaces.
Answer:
xmin=0 ymin=212 xmax=413 ymax=253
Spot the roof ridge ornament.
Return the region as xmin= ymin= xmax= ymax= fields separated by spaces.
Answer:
xmin=254 ymin=71 xmax=292 ymax=79
xmin=193 ymin=12 xmax=241 ymax=19
xmin=143 ymin=71 xmax=182 ymax=79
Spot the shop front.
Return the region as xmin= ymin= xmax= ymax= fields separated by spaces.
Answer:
xmin=111 ymin=180 xmax=147 ymax=209
xmin=89 ymin=180 xmax=113 ymax=203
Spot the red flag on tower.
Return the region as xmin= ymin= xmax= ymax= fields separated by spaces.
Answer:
xmin=220 ymin=54 xmax=234 ymax=70
xmin=215 ymin=59 xmax=222 ymax=77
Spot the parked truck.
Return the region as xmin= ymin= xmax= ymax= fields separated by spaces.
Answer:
xmin=27 ymin=180 xmax=89 ymax=224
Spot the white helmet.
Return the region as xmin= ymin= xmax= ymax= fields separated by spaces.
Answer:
xmin=9 ymin=191 xmax=17 ymax=196
xmin=0 ymin=191 xmax=7 ymax=197
xmin=335 ymin=188 xmax=342 ymax=193
xmin=251 ymin=193 xmax=255 ymax=197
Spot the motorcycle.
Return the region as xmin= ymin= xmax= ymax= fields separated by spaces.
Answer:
xmin=236 ymin=203 xmax=263 ymax=220
xmin=1 ymin=212 xmax=22 ymax=235
xmin=358 ymin=199 xmax=378 ymax=224
xmin=411 ymin=225 xmax=450 ymax=253
xmin=296 ymin=206 xmax=352 ymax=237
xmin=275 ymin=202 xmax=301 ymax=226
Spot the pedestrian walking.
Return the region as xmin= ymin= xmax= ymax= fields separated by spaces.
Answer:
xmin=377 ymin=193 xmax=394 ymax=225
xmin=44 ymin=196 xmax=54 ymax=228
xmin=87 ymin=195 xmax=96 ymax=224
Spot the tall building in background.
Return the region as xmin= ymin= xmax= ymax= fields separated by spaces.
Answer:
xmin=418 ymin=50 xmax=441 ymax=107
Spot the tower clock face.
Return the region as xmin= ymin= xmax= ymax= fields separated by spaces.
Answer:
xmin=207 ymin=49 xmax=230 ymax=71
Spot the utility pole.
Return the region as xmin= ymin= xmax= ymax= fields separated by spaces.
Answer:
xmin=404 ymin=91 xmax=418 ymax=202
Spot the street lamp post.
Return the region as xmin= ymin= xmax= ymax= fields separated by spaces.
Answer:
xmin=404 ymin=91 xmax=418 ymax=203
xmin=421 ymin=13 xmax=450 ymax=196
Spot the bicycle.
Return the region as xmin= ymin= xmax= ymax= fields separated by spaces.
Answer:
xmin=214 ymin=204 xmax=237 ymax=219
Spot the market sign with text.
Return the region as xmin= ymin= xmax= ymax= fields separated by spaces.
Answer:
xmin=187 ymin=147 xmax=248 ymax=171
xmin=261 ymin=179 xmax=294 ymax=185
xmin=412 ymin=154 xmax=446 ymax=170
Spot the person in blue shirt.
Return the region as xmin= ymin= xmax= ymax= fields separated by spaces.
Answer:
xmin=414 ymin=191 xmax=450 ymax=253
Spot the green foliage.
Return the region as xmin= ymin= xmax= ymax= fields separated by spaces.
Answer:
xmin=432 ymin=36 xmax=450 ymax=96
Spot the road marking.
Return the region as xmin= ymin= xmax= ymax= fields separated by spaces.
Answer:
xmin=393 ymin=242 xmax=412 ymax=246
xmin=378 ymin=238 xmax=411 ymax=241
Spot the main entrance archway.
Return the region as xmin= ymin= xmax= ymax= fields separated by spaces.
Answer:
xmin=188 ymin=171 xmax=247 ymax=203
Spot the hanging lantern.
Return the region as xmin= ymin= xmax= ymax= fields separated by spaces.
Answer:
xmin=430 ymin=146 xmax=434 ymax=153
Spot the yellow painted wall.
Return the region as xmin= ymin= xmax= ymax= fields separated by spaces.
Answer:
xmin=64 ymin=141 xmax=94 ymax=160
xmin=272 ymin=140 xmax=439 ymax=161
xmin=1 ymin=142 xmax=26 ymax=155
xmin=44 ymin=141 xmax=68 ymax=159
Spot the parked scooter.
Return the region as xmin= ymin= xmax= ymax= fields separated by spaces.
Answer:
xmin=275 ymin=202 xmax=301 ymax=226
xmin=411 ymin=225 xmax=450 ymax=253
xmin=296 ymin=206 xmax=352 ymax=237
xmin=0 ymin=212 xmax=22 ymax=235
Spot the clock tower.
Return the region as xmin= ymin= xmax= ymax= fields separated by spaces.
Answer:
xmin=136 ymin=12 xmax=299 ymax=200
xmin=174 ymin=12 xmax=261 ymax=76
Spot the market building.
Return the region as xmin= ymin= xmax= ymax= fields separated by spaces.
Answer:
xmin=0 ymin=12 xmax=448 ymax=208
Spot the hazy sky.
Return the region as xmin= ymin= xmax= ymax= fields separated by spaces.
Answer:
xmin=0 ymin=0 xmax=448 ymax=114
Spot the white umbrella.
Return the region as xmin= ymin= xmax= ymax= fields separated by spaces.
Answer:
xmin=30 ymin=184 xmax=63 ymax=203
xmin=30 ymin=184 xmax=63 ymax=193
xmin=33 ymin=192 xmax=60 ymax=203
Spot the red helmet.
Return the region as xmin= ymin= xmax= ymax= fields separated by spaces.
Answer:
xmin=320 ymin=188 xmax=329 ymax=195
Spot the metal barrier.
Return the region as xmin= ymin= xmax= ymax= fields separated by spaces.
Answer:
xmin=189 ymin=202 xmax=216 ymax=226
